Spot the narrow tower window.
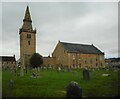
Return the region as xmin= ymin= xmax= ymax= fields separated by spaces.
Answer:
xmin=28 ymin=41 xmax=30 ymax=45
xmin=27 ymin=34 xmax=31 ymax=38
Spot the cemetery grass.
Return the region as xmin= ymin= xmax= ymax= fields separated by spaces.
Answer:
xmin=2 ymin=68 xmax=119 ymax=97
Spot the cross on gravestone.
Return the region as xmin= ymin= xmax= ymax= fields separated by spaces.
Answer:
xmin=9 ymin=79 xmax=14 ymax=88
xmin=66 ymin=81 xmax=82 ymax=98
xmin=83 ymin=68 xmax=90 ymax=80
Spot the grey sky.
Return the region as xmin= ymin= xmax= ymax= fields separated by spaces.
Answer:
xmin=1 ymin=2 xmax=118 ymax=60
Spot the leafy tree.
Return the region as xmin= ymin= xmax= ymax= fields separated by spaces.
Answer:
xmin=30 ymin=53 xmax=43 ymax=69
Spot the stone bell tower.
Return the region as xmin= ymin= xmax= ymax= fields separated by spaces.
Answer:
xmin=19 ymin=6 xmax=36 ymax=69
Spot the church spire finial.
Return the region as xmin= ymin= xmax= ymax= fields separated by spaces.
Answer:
xmin=23 ymin=6 xmax=32 ymax=22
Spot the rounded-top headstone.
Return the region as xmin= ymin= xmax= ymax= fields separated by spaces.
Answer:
xmin=66 ymin=81 xmax=82 ymax=98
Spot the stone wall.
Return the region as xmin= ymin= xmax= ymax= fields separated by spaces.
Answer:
xmin=43 ymin=57 xmax=56 ymax=68
xmin=67 ymin=53 xmax=105 ymax=68
xmin=52 ymin=42 xmax=68 ymax=67
xmin=20 ymin=32 xmax=36 ymax=69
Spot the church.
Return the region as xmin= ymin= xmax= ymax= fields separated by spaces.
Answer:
xmin=19 ymin=6 xmax=105 ymax=69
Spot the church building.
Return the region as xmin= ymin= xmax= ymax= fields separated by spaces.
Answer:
xmin=51 ymin=41 xmax=105 ymax=68
xmin=19 ymin=6 xmax=105 ymax=69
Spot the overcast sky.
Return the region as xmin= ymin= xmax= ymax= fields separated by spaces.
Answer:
xmin=1 ymin=2 xmax=118 ymax=60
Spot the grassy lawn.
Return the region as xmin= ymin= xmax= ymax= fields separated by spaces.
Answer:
xmin=2 ymin=68 xmax=119 ymax=97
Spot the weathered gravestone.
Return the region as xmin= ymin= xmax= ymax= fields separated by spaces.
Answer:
xmin=83 ymin=68 xmax=90 ymax=80
xmin=72 ymin=71 xmax=78 ymax=77
xmin=66 ymin=81 xmax=82 ymax=99
xmin=20 ymin=67 xmax=24 ymax=76
xmin=9 ymin=79 xmax=14 ymax=88
xmin=57 ymin=67 xmax=61 ymax=72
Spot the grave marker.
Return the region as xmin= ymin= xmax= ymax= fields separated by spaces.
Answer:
xmin=66 ymin=81 xmax=82 ymax=98
xmin=20 ymin=67 xmax=24 ymax=76
xmin=83 ymin=68 xmax=90 ymax=80
xmin=9 ymin=79 xmax=14 ymax=88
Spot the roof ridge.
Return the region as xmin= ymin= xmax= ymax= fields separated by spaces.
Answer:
xmin=61 ymin=41 xmax=91 ymax=46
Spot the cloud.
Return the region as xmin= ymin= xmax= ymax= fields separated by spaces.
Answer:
xmin=1 ymin=2 xmax=118 ymax=59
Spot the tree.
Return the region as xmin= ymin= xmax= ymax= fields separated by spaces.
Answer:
xmin=30 ymin=53 xmax=43 ymax=69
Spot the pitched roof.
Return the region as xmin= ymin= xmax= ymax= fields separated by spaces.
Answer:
xmin=60 ymin=42 xmax=104 ymax=54
xmin=0 ymin=56 xmax=16 ymax=61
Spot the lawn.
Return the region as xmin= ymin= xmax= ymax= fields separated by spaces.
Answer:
xmin=2 ymin=68 xmax=119 ymax=97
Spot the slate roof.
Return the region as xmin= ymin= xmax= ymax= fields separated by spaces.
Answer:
xmin=61 ymin=42 xmax=104 ymax=54
xmin=0 ymin=56 xmax=16 ymax=61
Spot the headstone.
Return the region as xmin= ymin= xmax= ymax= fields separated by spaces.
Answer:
xmin=64 ymin=69 xmax=67 ymax=72
xmin=67 ymin=68 xmax=71 ymax=72
xmin=37 ymin=67 xmax=40 ymax=71
xmin=25 ymin=67 xmax=28 ymax=74
xmin=20 ymin=67 xmax=24 ymax=76
xmin=102 ymin=74 xmax=111 ymax=76
xmin=58 ymin=67 xmax=61 ymax=72
xmin=88 ymin=68 xmax=91 ymax=71
xmin=106 ymin=68 xmax=109 ymax=71
xmin=44 ymin=67 xmax=46 ymax=70
xmin=58 ymin=67 xmax=61 ymax=71
xmin=72 ymin=71 xmax=78 ymax=77
xmin=66 ymin=81 xmax=82 ymax=98
xmin=9 ymin=79 xmax=14 ymax=88
xmin=83 ymin=68 xmax=90 ymax=80
xmin=32 ymin=72 xmax=36 ymax=78
xmin=114 ymin=69 xmax=117 ymax=72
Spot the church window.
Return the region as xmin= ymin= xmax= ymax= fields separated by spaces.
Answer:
xmin=27 ymin=34 xmax=31 ymax=38
xmin=79 ymin=64 xmax=81 ymax=67
xmin=73 ymin=55 xmax=75 ymax=60
xmin=96 ymin=63 xmax=98 ymax=67
xmin=96 ymin=57 xmax=98 ymax=61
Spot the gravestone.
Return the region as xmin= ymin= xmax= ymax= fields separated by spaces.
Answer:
xmin=72 ymin=71 xmax=78 ymax=77
xmin=83 ymin=68 xmax=90 ymax=80
xmin=66 ymin=81 xmax=82 ymax=98
xmin=114 ymin=69 xmax=117 ymax=72
xmin=106 ymin=68 xmax=109 ymax=71
xmin=97 ymin=68 xmax=100 ymax=71
xmin=58 ymin=67 xmax=61 ymax=72
xmin=20 ymin=67 xmax=24 ymax=76
xmin=32 ymin=72 xmax=36 ymax=78
xmin=9 ymin=79 xmax=14 ymax=88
